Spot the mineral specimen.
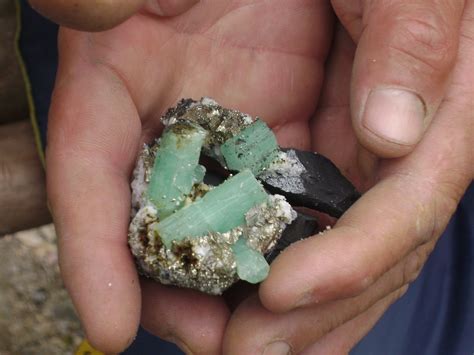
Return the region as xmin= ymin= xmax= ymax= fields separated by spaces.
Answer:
xmin=128 ymin=97 xmax=359 ymax=295
xmin=232 ymin=237 xmax=270 ymax=283
xmin=147 ymin=121 xmax=207 ymax=219
xmin=155 ymin=170 xmax=268 ymax=248
xmin=220 ymin=119 xmax=279 ymax=175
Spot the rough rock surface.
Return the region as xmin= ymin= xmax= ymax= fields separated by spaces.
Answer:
xmin=0 ymin=225 xmax=83 ymax=354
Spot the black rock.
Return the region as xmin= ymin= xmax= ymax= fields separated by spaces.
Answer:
xmin=203 ymin=169 xmax=226 ymax=186
xmin=265 ymin=212 xmax=319 ymax=263
xmin=260 ymin=149 xmax=360 ymax=218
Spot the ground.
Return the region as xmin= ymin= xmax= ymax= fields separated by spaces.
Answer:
xmin=0 ymin=225 xmax=83 ymax=354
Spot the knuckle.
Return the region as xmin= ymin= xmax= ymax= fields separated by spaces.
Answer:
xmin=395 ymin=284 xmax=410 ymax=300
xmin=401 ymin=250 xmax=424 ymax=285
xmin=387 ymin=16 xmax=455 ymax=73
xmin=336 ymin=226 xmax=376 ymax=295
xmin=341 ymin=266 xmax=375 ymax=296
xmin=431 ymin=190 xmax=459 ymax=238
xmin=433 ymin=176 xmax=469 ymax=229
xmin=390 ymin=172 xmax=439 ymax=244
xmin=401 ymin=243 xmax=434 ymax=285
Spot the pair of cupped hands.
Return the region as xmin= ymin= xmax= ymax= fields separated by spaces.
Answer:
xmin=32 ymin=0 xmax=473 ymax=353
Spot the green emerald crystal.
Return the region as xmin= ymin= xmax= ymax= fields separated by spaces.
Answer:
xmin=148 ymin=122 xmax=207 ymax=218
xmin=155 ymin=170 xmax=268 ymax=247
xmin=232 ymin=237 xmax=270 ymax=283
xmin=220 ymin=119 xmax=279 ymax=175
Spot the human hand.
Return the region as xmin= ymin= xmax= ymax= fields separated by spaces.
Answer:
xmin=223 ymin=1 xmax=474 ymax=354
xmin=44 ymin=1 xmax=335 ymax=353
xmin=43 ymin=0 xmax=473 ymax=353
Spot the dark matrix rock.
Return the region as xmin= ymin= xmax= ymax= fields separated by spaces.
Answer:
xmin=265 ymin=212 xmax=319 ymax=263
xmin=261 ymin=149 xmax=360 ymax=218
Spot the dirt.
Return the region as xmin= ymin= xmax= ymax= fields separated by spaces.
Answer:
xmin=0 ymin=225 xmax=83 ymax=354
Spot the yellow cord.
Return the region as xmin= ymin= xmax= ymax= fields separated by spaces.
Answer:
xmin=14 ymin=0 xmax=46 ymax=168
xmin=75 ymin=339 xmax=105 ymax=355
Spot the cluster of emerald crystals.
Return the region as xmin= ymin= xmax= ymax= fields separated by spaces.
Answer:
xmin=128 ymin=98 xmax=297 ymax=295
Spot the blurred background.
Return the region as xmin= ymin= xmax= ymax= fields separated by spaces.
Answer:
xmin=0 ymin=1 xmax=83 ymax=353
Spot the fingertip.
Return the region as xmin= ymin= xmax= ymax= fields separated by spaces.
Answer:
xmin=259 ymin=229 xmax=379 ymax=313
xmin=85 ymin=320 xmax=139 ymax=354
xmin=259 ymin=263 xmax=293 ymax=313
xmin=144 ymin=0 xmax=200 ymax=17
xmin=73 ymin=285 xmax=141 ymax=354
xmin=64 ymin=273 xmax=141 ymax=353
xmin=78 ymin=296 xmax=140 ymax=354
xmin=58 ymin=240 xmax=142 ymax=354
xmin=259 ymin=242 xmax=315 ymax=313
xmin=141 ymin=282 xmax=230 ymax=355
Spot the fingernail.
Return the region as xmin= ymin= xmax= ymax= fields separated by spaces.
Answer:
xmin=362 ymin=88 xmax=426 ymax=146
xmin=145 ymin=0 xmax=164 ymax=16
xmin=263 ymin=341 xmax=292 ymax=355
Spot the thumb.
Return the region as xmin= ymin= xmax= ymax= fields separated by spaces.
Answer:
xmin=28 ymin=0 xmax=199 ymax=31
xmin=346 ymin=0 xmax=464 ymax=157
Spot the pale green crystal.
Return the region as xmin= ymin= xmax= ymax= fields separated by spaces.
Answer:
xmin=193 ymin=164 xmax=206 ymax=183
xmin=220 ymin=119 xmax=279 ymax=175
xmin=148 ymin=122 xmax=207 ymax=218
xmin=155 ymin=170 xmax=268 ymax=247
xmin=232 ymin=237 xmax=270 ymax=283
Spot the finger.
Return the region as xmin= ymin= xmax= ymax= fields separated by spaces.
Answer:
xmin=224 ymin=269 xmax=409 ymax=355
xmin=141 ymin=281 xmax=230 ymax=355
xmin=300 ymin=286 xmax=409 ymax=355
xmin=47 ymin=54 xmax=142 ymax=351
xmin=349 ymin=0 xmax=465 ymax=157
xmin=29 ymin=0 xmax=147 ymax=31
xmin=260 ymin=168 xmax=447 ymax=312
xmin=261 ymin=57 xmax=472 ymax=313
xmin=261 ymin=167 xmax=468 ymax=312
xmin=225 ymin=233 xmax=431 ymax=353
xmin=28 ymin=0 xmax=198 ymax=31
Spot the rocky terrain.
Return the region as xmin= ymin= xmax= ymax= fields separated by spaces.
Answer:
xmin=0 ymin=225 xmax=83 ymax=354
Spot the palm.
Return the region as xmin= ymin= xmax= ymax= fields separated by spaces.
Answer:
xmin=61 ymin=0 xmax=333 ymax=148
